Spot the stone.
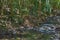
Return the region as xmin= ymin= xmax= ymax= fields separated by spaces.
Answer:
xmin=38 ymin=24 xmax=56 ymax=34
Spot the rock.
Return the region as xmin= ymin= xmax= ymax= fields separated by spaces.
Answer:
xmin=46 ymin=16 xmax=60 ymax=24
xmin=38 ymin=24 xmax=56 ymax=34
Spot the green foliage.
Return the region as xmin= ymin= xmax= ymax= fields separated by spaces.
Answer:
xmin=0 ymin=0 xmax=60 ymax=40
xmin=0 ymin=0 xmax=60 ymax=31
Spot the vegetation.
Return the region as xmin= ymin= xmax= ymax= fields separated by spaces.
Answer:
xmin=0 ymin=0 xmax=60 ymax=40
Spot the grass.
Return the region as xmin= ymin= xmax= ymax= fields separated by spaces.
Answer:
xmin=0 ymin=0 xmax=60 ymax=40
